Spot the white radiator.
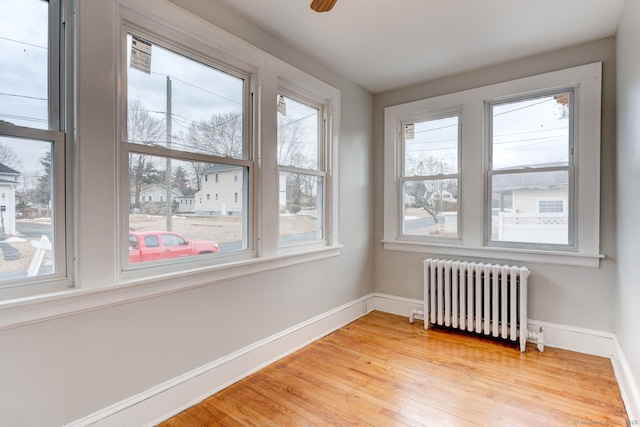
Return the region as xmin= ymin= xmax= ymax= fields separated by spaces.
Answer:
xmin=420 ymin=258 xmax=530 ymax=352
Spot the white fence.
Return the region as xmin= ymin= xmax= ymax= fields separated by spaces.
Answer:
xmin=494 ymin=212 xmax=568 ymax=244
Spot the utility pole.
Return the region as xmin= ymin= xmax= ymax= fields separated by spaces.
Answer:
xmin=165 ymin=75 xmax=172 ymax=231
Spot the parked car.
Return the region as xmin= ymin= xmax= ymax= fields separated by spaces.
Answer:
xmin=129 ymin=230 xmax=220 ymax=263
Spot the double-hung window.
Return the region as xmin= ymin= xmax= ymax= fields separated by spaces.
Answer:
xmin=487 ymin=91 xmax=574 ymax=249
xmin=384 ymin=63 xmax=602 ymax=266
xmin=400 ymin=111 xmax=460 ymax=240
xmin=277 ymin=90 xmax=326 ymax=247
xmin=0 ymin=0 xmax=67 ymax=293
xmin=123 ymin=30 xmax=252 ymax=269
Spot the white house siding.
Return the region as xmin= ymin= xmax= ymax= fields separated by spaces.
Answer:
xmin=195 ymin=168 xmax=243 ymax=216
xmin=176 ymin=196 xmax=195 ymax=213
xmin=513 ymin=189 xmax=567 ymax=213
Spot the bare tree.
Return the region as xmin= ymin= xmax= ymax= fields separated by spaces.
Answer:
xmin=404 ymin=155 xmax=457 ymax=226
xmin=0 ymin=142 xmax=22 ymax=170
xmin=277 ymin=117 xmax=306 ymax=168
xmin=128 ymin=100 xmax=164 ymax=211
xmin=185 ymin=112 xmax=243 ymax=158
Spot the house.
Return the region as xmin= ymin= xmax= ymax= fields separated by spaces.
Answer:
xmin=194 ymin=164 xmax=243 ymax=216
xmin=0 ymin=163 xmax=20 ymax=236
xmin=130 ymin=184 xmax=183 ymax=214
xmin=175 ymin=195 xmax=195 ymax=213
xmin=1 ymin=1 xmax=639 ymax=426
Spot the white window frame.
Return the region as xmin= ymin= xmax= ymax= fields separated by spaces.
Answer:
xmin=0 ymin=0 xmax=71 ymax=299
xmin=383 ymin=62 xmax=602 ymax=267
xmin=397 ymin=107 xmax=462 ymax=243
xmin=0 ymin=0 xmax=341 ymax=328
xmin=485 ymin=89 xmax=576 ymax=251
xmin=120 ymin=22 xmax=256 ymax=275
xmin=276 ymin=83 xmax=332 ymax=251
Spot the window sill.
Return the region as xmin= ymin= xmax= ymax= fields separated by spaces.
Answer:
xmin=382 ymin=240 xmax=603 ymax=268
xmin=0 ymin=245 xmax=342 ymax=331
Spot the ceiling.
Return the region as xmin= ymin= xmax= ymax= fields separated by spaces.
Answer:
xmin=214 ymin=0 xmax=626 ymax=93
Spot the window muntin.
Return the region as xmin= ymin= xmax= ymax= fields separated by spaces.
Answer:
xmin=400 ymin=114 xmax=460 ymax=239
xmin=277 ymin=93 xmax=325 ymax=246
xmin=0 ymin=0 xmax=65 ymax=289
xmin=487 ymin=92 xmax=573 ymax=248
xmin=539 ymin=200 xmax=564 ymax=213
xmin=124 ymin=31 xmax=251 ymax=268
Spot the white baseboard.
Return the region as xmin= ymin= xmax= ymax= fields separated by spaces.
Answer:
xmin=526 ymin=319 xmax=615 ymax=358
xmin=66 ymin=292 xmax=640 ymax=426
xmin=612 ymin=337 xmax=640 ymax=423
xmin=66 ymin=293 xmax=376 ymax=427
xmin=374 ymin=292 xmax=616 ymax=356
xmin=372 ymin=292 xmax=422 ymax=316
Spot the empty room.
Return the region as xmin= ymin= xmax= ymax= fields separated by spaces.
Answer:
xmin=0 ymin=0 xmax=639 ymax=425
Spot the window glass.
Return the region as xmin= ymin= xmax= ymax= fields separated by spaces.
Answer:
xmin=277 ymin=95 xmax=319 ymax=169
xmin=0 ymin=0 xmax=62 ymax=286
xmin=277 ymin=93 xmax=324 ymax=246
xmin=128 ymin=154 xmax=248 ymax=260
xmin=401 ymin=114 xmax=460 ymax=239
xmin=404 ymin=116 xmax=458 ymax=176
xmin=492 ymin=94 xmax=569 ymax=170
xmin=278 ymin=172 xmax=323 ymax=244
xmin=489 ymin=92 xmax=572 ymax=247
xmin=126 ymin=34 xmax=244 ymax=159
xmin=125 ymin=33 xmax=250 ymax=267
xmin=0 ymin=0 xmax=50 ymax=130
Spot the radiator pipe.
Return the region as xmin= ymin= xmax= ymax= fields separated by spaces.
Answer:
xmin=527 ymin=327 xmax=545 ymax=352
xmin=409 ymin=309 xmax=424 ymax=324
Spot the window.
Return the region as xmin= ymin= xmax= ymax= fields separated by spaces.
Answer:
xmin=124 ymin=31 xmax=252 ymax=268
xmin=400 ymin=112 xmax=460 ymax=240
xmin=0 ymin=0 xmax=67 ymax=293
xmin=0 ymin=0 xmax=341 ymax=324
xmin=539 ymin=200 xmax=563 ymax=213
xmin=384 ymin=63 xmax=602 ymax=267
xmin=277 ymin=92 xmax=326 ymax=246
xmin=488 ymin=92 xmax=573 ymax=248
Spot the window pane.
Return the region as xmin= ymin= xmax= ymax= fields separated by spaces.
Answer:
xmin=0 ymin=136 xmax=54 ymax=281
xmin=277 ymin=95 xmax=319 ymax=169
xmin=129 ymin=154 xmax=248 ymax=264
xmin=279 ymin=172 xmax=323 ymax=244
xmin=0 ymin=0 xmax=50 ymax=129
xmin=491 ymin=171 xmax=569 ymax=245
xmin=404 ymin=115 xmax=458 ymax=176
xmin=492 ymin=93 xmax=570 ymax=170
xmin=402 ymin=179 xmax=458 ymax=237
xmin=126 ymin=34 xmax=245 ymax=158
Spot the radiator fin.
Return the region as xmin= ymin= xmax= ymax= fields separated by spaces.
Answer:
xmin=423 ymin=258 xmax=529 ymax=352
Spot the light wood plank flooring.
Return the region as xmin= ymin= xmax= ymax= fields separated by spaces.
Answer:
xmin=159 ymin=311 xmax=628 ymax=426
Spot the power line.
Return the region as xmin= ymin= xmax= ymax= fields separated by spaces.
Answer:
xmin=0 ymin=92 xmax=47 ymax=101
xmin=0 ymin=35 xmax=47 ymax=50
xmin=0 ymin=113 xmax=47 ymax=124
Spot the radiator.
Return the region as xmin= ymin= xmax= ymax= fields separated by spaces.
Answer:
xmin=420 ymin=258 xmax=530 ymax=352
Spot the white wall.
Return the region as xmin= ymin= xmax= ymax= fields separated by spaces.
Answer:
xmin=373 ymin=38 xmax=617 ymax=332
xmin=0 ymin=1 xmax=374 ymax=425
xmin=615 ymin=0 xmax=640 ymax=401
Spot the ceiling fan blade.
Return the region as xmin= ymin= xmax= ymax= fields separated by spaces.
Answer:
xmin=310 ymin=0 xmax=337 ymax=13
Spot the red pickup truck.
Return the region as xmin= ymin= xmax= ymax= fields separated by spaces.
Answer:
xmin=129 ymin=230 xmax=220 ymax=263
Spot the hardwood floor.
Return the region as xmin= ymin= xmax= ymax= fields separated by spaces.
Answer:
xmin=159 ymin=311 xmax=628 ymax=426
